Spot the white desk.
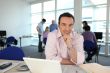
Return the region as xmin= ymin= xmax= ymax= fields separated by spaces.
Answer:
xmin=0 ymin=59 xmax=86 ymax=73
xmin=0 ymin=59 xmax=110 ymax=73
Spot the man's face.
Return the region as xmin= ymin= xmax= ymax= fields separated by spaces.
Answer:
xmin=59 ymin=17 xmax=74 ymax=36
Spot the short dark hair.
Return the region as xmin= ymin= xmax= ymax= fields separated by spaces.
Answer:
xmin=82 ymin=21 xmax=88 ymax=25
xmin=58 ymin=12 xmax=75 ymax=24
xmin=42 ymin=18 xmax=46 ymax=22
xmin=84 ymin=25 xmax=90 ymax=31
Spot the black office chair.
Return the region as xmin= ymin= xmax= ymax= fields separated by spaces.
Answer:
xmin=0 ymin=39 xmax=5 ymax=50
xmin=0 ymin=46 xmax=25 ymax=61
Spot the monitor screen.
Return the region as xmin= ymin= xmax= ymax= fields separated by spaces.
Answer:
xmin=94 ymin=32 xmax=103 ymax=40
xmin=0 ymin=30 xmax=6 ymax=37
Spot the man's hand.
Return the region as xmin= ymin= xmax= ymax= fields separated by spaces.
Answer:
xmin=63 ymin=34 xmax=72 ymax=49
xmin=63 ymin=34 xmax=77 ymax=64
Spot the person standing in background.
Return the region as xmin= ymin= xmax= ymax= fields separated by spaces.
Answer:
xmin=36 ymin=18 xmax=46 ymax=52
xmin=49 ymin=20 xmax=58 ymax=32
xmin=43 ymin=26 xmax=49 ymax=45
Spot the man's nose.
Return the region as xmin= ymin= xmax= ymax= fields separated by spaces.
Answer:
xmin=65 ymin=26 xmax=69 ymax=31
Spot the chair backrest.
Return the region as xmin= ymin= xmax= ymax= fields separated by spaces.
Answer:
xmin=6 ymin=36 xmax=18 ymax=47
xmin=84 ymin=40 xmax=96 ymax=51
xmin=0 ymin=46 xmax=25 ymax=60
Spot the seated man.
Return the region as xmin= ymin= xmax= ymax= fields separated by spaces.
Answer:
xmin=45 ymin=12 xmax=85 ymax=65
xmin=82 ymin=25 xmax=97 ymax=62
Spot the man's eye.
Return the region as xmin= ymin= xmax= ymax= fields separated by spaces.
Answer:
xmin=69 ymin=24 xmax=73 ymax=27
xmin=62 ymin=24 xmax=66 ymax=26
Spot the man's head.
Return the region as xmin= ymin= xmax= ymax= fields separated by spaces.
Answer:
xmin=58 ymin=12 xmax=75 ymax=35
xmin=52 ymin=20 xmax=55 ymax=24
xmin=82 ymin=21 xmax=88 ymax=26
xmin=42 ymin=18 xmax=46 ymax=23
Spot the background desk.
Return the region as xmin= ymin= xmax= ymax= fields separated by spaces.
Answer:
xmin=0 ymin=59 xmax=86 ymax=73
xmin=19 ymin=36 xmax=33 ymax=47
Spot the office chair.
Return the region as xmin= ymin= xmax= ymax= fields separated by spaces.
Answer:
xmin=6 ymin=36 xmax=18 ymax=47
xmin=0 ymin=46 xmax=25 ymax=60
xmin=84 ymin=40 xmax=98 ymax=62
xmin=0 ymin=39 xmax=5 ymax=50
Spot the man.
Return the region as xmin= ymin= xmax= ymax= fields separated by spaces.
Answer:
xmin=49 ymin=20 xmax=58 ymax=32
xmin=37 ymin=18 xmax=46 ymax=52
xmin=45 ymin=12 xmax=85 ymax=65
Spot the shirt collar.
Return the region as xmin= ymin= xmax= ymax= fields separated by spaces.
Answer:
xmin=57 ymin=28 xmax=62 ymax=38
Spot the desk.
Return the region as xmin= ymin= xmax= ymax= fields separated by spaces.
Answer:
xmin=0 ymin=59 xmax=86 ymax=73
xmin=80 ymin=63 xmax=110 ymax=73
xmin=0 ymin=59 xmax=110 ymax=73
xmin=19 ymin=36 xmax=33 ymax=47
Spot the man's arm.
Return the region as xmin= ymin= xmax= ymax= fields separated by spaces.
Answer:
xmin=63 ymin=34 xmax=85 ymax=65
xmin=61 ymin=59 xmax=75 ymax=65
xmin=73 ymin=35 xmax=85 ymax=64
xmin=36 ymin=26 xmax=39 ymax=31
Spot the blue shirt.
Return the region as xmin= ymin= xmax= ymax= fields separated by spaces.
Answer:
xmin=50 ymin=24 xmax=58 ymax=32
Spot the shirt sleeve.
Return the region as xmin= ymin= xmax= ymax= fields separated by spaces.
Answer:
xmin=45 ymin=32 xmax=62 ymax=62
xmin=73 ymin=35 xmax=85 ymax=65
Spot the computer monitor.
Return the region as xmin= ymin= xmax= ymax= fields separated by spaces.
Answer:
xmin=0 ymin=30 xmax=6 ymax=37
xmin=94 ymin=32 xmax=103 ymax=40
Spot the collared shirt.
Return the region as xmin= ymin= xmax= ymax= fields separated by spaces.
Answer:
xmin=45 ymin=28 xmax=85 ymax=65
xmin=37 ymin=22 xmax=44 ymax=35
xmin=82 ymin=31 xmax=96 ymax=44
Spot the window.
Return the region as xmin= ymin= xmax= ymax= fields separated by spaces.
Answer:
xmin=57 ymin=0 xmax=74 ymax=10
xmin=43 ymin=12 xmax=55 ymax=29
xmin=31 ymin=3 xmax=42 ymax=36
xmin=82 ymin=0 xmax=107 ymax=54
xmin=44 ymin=0 xmax=55 ymax=11
xmin=31 ymin=3 xmax=42 ymax=13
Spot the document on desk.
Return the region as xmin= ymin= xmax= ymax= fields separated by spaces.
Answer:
xmin=79 ymin=63 xmax=110 ymax=73
xmin=0 ymin=61 xmax=21 ymax=73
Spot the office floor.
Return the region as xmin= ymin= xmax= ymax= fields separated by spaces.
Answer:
xmin=22 ymin=45 xmax=110 ymax=66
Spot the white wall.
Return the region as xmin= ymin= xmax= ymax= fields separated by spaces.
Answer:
xmin=0 ymin=0 xmax=31 ymax=47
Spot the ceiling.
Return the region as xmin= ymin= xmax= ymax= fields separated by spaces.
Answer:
xmin=25 ymin=0 xmax=51 ymax=4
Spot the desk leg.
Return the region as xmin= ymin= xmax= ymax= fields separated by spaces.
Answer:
xmin=19 ymin=37 xmax=21 ymax=48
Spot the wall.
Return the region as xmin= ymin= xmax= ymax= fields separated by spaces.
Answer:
xmin=0 ymin=0 xmax=31 ymax=47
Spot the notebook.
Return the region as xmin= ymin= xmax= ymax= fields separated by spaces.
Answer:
xmin=23 ymin=57 xmax=62 ymax=73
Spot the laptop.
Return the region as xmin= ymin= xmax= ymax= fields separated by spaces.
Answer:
xmin=23 ymin=57 xmax=62 ymax=73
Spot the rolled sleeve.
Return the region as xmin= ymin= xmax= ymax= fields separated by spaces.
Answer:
xmin=73 ymin=35 xmax=85 ymax=65
xmin=45 ymin=32 xmax=62 ymax=62
xmin=77 ymin=51 xmax=85 ymax=65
